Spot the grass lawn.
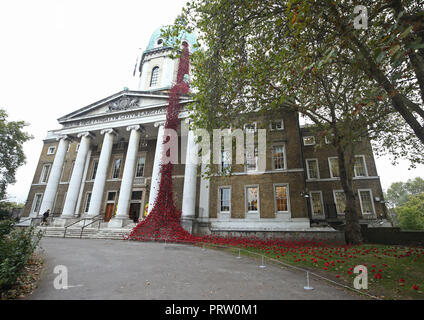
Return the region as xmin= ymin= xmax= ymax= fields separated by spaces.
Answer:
xmin=200 ymin=238 xmax=424 ymax=300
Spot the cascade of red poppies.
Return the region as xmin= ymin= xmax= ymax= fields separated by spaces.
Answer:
xmin=126 ymin=42 xmax=196 ymax=242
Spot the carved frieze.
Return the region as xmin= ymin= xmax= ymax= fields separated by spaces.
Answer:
xmin=107 ymin=96 xmax=139 ymax=112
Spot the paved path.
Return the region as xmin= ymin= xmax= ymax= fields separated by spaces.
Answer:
xmin=29 ymin=237 xmax=361 ymax=300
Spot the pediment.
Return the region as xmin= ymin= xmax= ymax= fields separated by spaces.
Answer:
xmin=58 ymin=90 xmax=187 ymax=123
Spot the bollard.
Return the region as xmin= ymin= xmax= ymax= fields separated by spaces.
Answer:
xmin=304 ymin=272 xmax=314 ymax=290
xmin=236 ymin=248 xmax=241 ymax=259
xmin=259 ymin=255 xmax=266 ymax=268
xmin=202 ymin=243 xmax=206 ymax=251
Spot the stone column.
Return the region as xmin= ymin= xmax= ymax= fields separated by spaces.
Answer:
xmin=109 ymin=125 xmax=141 ymax=228
xmin=38 ymin=136 xmax=70 ymax=217
xmin=181 ymin=127 xmax=198 ymax=232
xmin=61 ymin=132 xmax=93 ymax=218
xmin=147 ymin=121 xmax=165 ymax=214
xmin=87 ymin=129 xmax=116 ymax=218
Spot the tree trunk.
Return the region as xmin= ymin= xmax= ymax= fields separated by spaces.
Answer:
xmin=336 ymin=143 xmax=363 ymax=244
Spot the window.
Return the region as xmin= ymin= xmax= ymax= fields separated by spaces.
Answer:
xmin=354 ymin=156 xmax=368 ymax=177
xmin=76 ymin=143 xmax=80 ymax=152
xmin=328 ymin=157 xmax=340 ymax=178
xmin=67 ymin=144 xmax=70 ymax=152
xmin=47 ymin=146 xmax=56 ymax=155
xmin=40 ymin=164 xmax=51 ymax=183
xmin=131 ymin=191 xmax=143 ymax=200
xmin=107 ymin=191 xmax=117 ymax=201
xmin=273 ymin=145 xmax=286 ymax=170
xmin=219 ymin=187 xmax=231 ymax=212
xmin=246 ymin=186 xmax=259 ymax=212
xmin=221 ymin=150 xmax=231 ymax=172
xmin=306 ymin=159 xmax=319 ymax=179
xmin=270 ymin=120 xmax=284 ymax=131
xmin=245 ymin=147 xmax=258 ymax=172
xmin=333 ymin=190 xmax=346 ymax=215
xmin=112 ymin=159 xmax=122 ymax=179
xmin=243 ymin=122 xmax=257 ymax=133
xmin=359 ymin=190 xmax=375 ymax=215
xmin=150 ymin=67 xmax=159 ymax=86
xmin=274 ymin=185 xmax=289 ymax=212
xmin=90 ymin=160 xmax=98 ymax=180
xmin=303 ymin=136 xmax=315 ymax=146
xmin=310 ymin=191 xmax=324 ymax=217
xmin=32 ymin=194 xmax=43 ymax=214
xmin=135 ymin=157 xmax=145 ymax=177
xmin=84 ymin=192 xmax=92 ymax=213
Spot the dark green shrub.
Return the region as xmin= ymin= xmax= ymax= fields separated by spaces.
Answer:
xmin=0 ymin=220 xmax=43 ymax=291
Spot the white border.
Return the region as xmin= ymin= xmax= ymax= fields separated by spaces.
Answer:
xmin=358 ymin=188 xmax=376 ymax=216
xmin=273 ymin=183 xmax=291 ymax=215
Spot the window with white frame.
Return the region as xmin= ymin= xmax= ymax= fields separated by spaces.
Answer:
xmin=274 ymin=185 xmax=289 ymax=212
xmin=333 ymin=190 xmax=346 ymax=215
xmin=39 ymin=164 xmax=51 ymax=183
xmin=306 ymin=159 xmax=319 ymax=179
xmin=303 ymin=136 xmax=315 ymax=146
xmin=150 ymin=67 xmax=159 ymax=86
xmin=111 ymin=158 xmax=122 ymax=179
xmin=220 ymin=150 xmax=231 ymax=172
xmin=310 ymin=191 xmax=324 ymax=217
xmin=328 ymin=157 xmax=340 ymax=178
xmin=219 ymin=187 xmax=231 ymax=212
xmin=243 ymin=122 xmax=257 ymax=133
xmin=354 ymin=155 xmax=368 ymax=177
xmin=246 ymin=186 xmax=259 ymax=212
xmin=90 ymin=160 xmax=98 ymax=180
xmin=32 ymin=193 xmax=43 ymax=214
xmin=273 ymin=145 xmax=286 ymax=170
xmin=270 ymin=119 xmax=284 ymax=131
xmin=84 ymin=192 xmax=92 ymax=213
xmin=245 ymin=147 xmax=258 ymax=172
xmin=47 ymin=146 xmax=56 ymax=155
xmin=359 ymin=189 xmax=375 ymax=215
xmin=135 ymin=157 xmax=145 ymax=177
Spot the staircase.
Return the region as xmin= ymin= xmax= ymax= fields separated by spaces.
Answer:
xmin=36 ymin=224 xmax=137 ymax=240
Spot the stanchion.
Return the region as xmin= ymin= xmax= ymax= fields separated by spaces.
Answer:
xmin=259 ymin=255 xmax=266 ymax=268
xmin=304 ymin=271 xmax=314 ymax=290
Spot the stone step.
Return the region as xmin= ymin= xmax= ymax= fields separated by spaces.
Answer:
xmin=37 ymin=226 xmax=132 ymax=240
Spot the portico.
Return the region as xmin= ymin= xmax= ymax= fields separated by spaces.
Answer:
xmin=37 ymin=93 xmax=198 ymax=229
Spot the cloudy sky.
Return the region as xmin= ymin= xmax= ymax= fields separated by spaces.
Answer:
xmin=0 ymin=0 xmax=423 ymax=203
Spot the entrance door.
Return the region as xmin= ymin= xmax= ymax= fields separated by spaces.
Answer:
xmin=129 ymin=203 xmax=141 ymax=223
xmin=105 ymin=203 xmax=114 ymax=222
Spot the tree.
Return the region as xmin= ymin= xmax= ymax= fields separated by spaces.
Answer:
xmin=0 ymin=109 xmax=32 ymax=201
xmin=163 ymin=0 xmax=417 ymax=243
xmin=385 ymin=177 xmax=424 ymax=207
xmin=396 ymin=193 xmax=424 ymax=230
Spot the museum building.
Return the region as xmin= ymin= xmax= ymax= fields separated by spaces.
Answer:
xmin=21 ymin=27 xmax=387 ymax=235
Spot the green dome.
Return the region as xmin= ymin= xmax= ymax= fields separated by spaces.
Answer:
xmin=144 ymin=26 xmax=198 ymax=53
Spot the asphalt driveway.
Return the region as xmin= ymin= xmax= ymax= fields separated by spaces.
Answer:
xmin=28 ymin=237 xmax=361 ymax=300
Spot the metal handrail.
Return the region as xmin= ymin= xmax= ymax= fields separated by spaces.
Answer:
xmin=63 ymin=215 xmax=100 ymax=238
xmin=79 ymin=217 xmax=103 ymax=238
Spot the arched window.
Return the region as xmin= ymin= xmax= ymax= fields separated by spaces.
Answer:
xmin=150 ymin=67 xmax=159 ymax=86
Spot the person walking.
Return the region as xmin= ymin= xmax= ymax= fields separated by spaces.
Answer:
xmin=41 ymin=209 xmax=50 ymax=226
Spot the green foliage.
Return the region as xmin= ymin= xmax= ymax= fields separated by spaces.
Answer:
xmin=396 ymin=193 xmax=424 ymax=230
xmin=164 ymin=0 xmax=424 ymax=166
xmin=0 ymin=220 xmax=43 ymax=291
xmin=0 ymin=109 xmax=33 ymax=201
xmin=385 ymin=177 xmax=424 ymax=207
